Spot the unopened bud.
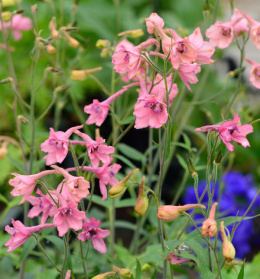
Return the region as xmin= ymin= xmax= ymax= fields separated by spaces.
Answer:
xmin=229 ymin=67 xmax=245 ymax=78
xmin=63 ymin=30 xmax=79 ymax=48
xmin=18 ymin=115 xmax=29 ymax=124
xmin=135 ymin=176 xmax=149 ymax=216
xmin=214 ymin=149 xmax=222 ymax=165
xmin=54 ymin=84 xmax=70 ymax=94
xmin=157 ymin=204 xmax=206 ymax=221
xmin=49 ymin=17 xmax=58 ymax=38
xmin=113 ymin=266 xmax=132 ymax=279
xmin=220 ymin=221 xmax=236 ymax=262
xmin=96 ymin=39 xmax=111 ymax=49
xmin=47 ymin=44 xmax=56 ymax=54
xmin=47 ymin=67 xmax=61 ymax=73
xmin=100 ymin=48 xmax=112 ymax=58
xmin=0 ymin=141 xmax=8 ymax=159
xmin=202 ymin=202 xmax=218 ymax=237
xmin=1 ymin=11 xmax=12 ymax=22
xmin=0 ymin=77 xmax=13 ymax=84
xmin=141 ymin=263 xmax=151 ymax=271
xmin=31 ymin=4 xmax=37 ymax=15
xmin=71 ymin=67 xmax=102 ymax=81
xmin=1 ymin=0 xmax=21 ymax=8
xmin=186 ymin=153 xmax=196 ymax=174
xmin=92 ymin=272 xmax=116 ymax=279
xmin=109 ymin=168 xmax=139 ymax=198
xmin=118 ymin=29 xmax=144 ymax=38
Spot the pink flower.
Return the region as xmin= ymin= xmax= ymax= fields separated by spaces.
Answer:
xmin=145 ymin=13 xmax=164 ymax=34
xmin=5 ymin=219 xmax=55 ymax=252
xmin=202 ymin=202 xmax=218 ymax=238
xmin=53 ymin=201 xmax=86 ymax=236
xmin=41 ymin=125 xmax=83 ymax=165
xmin=78 ymin=217 xmax=110 ymax=254
xmin=0 ymin=14 xmax=32 ymax=41
xmin=65 ymin=270 xmax=71 ymax=279
xmin=239 ymin=12 xmax=260 ymax=49
xmin=133 ymin=94 xmax=168 ymax=129
xmin=9 ymin=170 xmax=56 ymax=204
xmin=244 ymin=58 xmax=260 ymax=89
xmin=112 ymin=38 xmax=159 ymax=79
xmin=27 ymin=189 xmax=53 ymax=224
xmin=52 ymin=165 xmax=90 ymax=203
xmin=84 ymin=83 xmax=138 ymax=126
xmin=206 ymin=21 xmax=234 ymax=49
xmin=195 ymin=114 xmax=253 ymax=152
xmin=68 ymin=159 xmax=122 ymax=200
xmin=74 ymin=130 xmax=114 ymax=168
xmin=230 ymin=9 xmax=249 ymax=36
xmin=178 ymin=63 xmax=201 ymax=91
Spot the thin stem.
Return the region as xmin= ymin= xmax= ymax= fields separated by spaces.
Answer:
xmin=37 ymin=180 xmax=58 ymax=206
xmin=86 ymin=175 xmax=96 ymax=215
xmin=79 ymin=241 xmax=88 ymax=279
xmin=61 ymin=234 xmax=68 ymax=278
xmin=113 ymin=120 xmax=135 ymax=146
xmin=32 ymin=234 xmax=62 ymax=273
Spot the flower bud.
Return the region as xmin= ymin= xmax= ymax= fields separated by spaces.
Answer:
xmin=118 ymin=29 xmax=144 ymax=38
xmin=49 ymin=18 xmax=58 ymax=38
xmin=100 ymin=48 xmax=112 ymax=58
xmin=0 ymin=77 xmax=13 ymax=84
xmin=141 ymin=263 xmax=151 ymax=271
xmin=135 ymin=176 xmax=149 ymax=216
xmin=54 ymin=84 xmax=71 ymax=94
xmin=1 ymin=0 xmax=20 ymax=7
xmin=1 ymin=11 xmax=12 ymax=22
xmin=0 ymin=141 xmax=8 ymax=159
xmin=47 ymin=44 xmax=56 ymax=54
xmin=220 ymin=221 xmax=236 ymax=262
xmin=114 ymin=266 xmax=132 ymax=279
xmin=63 ymin=30 xmax=79 ymax=48
xmin=186 ymin=153 xmax=196 ymax=175
xmin=18 ymin=115 xmax=29 ymax=124
xmin=202 ymin=202 xmax=218 ymax=237
xmin=96 ymin=39 xmax=111 ymax=49
xmin=92 ymin=272 xmax=116 ymax=279
xmin=109 ymin=168 xmax=139 ymax=199
xmin=71 ymin=67 xmax=102 ymax=81
xmin=214 ymin=149 xmax=222 ymax=165
xmin=157 ymin=204 xmax=206 ymax=221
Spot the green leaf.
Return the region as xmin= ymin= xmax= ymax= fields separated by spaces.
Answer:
xmin=237 ymin=262 xmax=244 ymax=279
xmin=19 ymin=236 xmax=37 ymax=265
xmin=115 ymin=245 xmax=136 ymax=267
xmin=176 ymin=154 xmax=187 ymax=170
xmin=151 ymin=265 xmax=157 ymax=279
xmin=182 ymin=133 xmax=191 ymax=149
xmin=105 ymin=254 xmax=124 ymax=268
xmin=44 ymin=235 xmax=64 ymax=253
xmin=117 ymin=143 xmax=144 ymax=162
xmin=0 ymin=193 xmax=8 ymax=204
xmin=6 ymin=155 xmax=25 ymax=173
xmin=113 ymin=154 xmax=137 ymax=169
xmin=121 ymin=115 xmax=135 ymax=125
xmin=135 ymin=258 xmax=141 ymax=279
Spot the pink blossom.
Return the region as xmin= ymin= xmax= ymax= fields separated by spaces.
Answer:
xmin=244 ymin=58 xmax=260 ymax=89
xmin=9 ymin=170 xmax=56 ymax=204
xmin=84 ymin=83 xmax=139 ymax=126
xmin=112 ymin=38 xmax=159 ymax=79
xmin=27 ymin=189 xmax=53 ymax=224
xmin=68 ymin=159 xmax=122 ymax=200
xmin=206 ymin=21 xmax=234 ymax=49
xmin=195 ymin=114 xmax=253 ymax=152
xmin=78 ymin=217 xmax=110 ymax=253
xmin=65 ymin=270 xmax=71 ymax=279
xmin=145 ymin=13 xmax=164 ymax=34
xmin=0 ymin=14 xmax=32 ymax=41
xmin=53 ymin=201 xmax=86 ymax=236
xmin=41 ymin=125 xmax=83 ymax=165
xmin=230 ymin=9 xmax=249 ymax=36
xmin=178 ymin=63 xmax=201 ymax=91
xmin=133 ymin=93 xmax=168 ymax=129
xmin=74 ymin=130 xmax=114 ymax=168
xmin=5 ymin=219 xmax=55 ymax=252
xmin=239 ymin=12 xmax=260 ymax=49
xmin=52 ymin=165 xmax=90 ymax=203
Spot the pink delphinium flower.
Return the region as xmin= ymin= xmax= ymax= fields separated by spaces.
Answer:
xmin=41 ymin=125 xmax=83 ymax=165
xmin=65 ymin=270 xmax=71 ymax=279
xmin=239 ymin=11 xmax=260 ymax=49
xmin=5 ymin=219 xmax=55 ymax=252
xmin=9 ymin=170 xmax=56 ymax=204
xmin=53 ymin=201 xmax=86 ymax=236
xmin=27 ymin=189 xmax=53 ymax=224
xmin=0 ymin=14 xmax=32 ymax=41
xmin=244 ymin=58 xmax=260 ymax=89
xmin=84 ymin=82 xmax=138 ymax=126
xmin=133 ymin=94 xmax=168 ymax=129
xmin=145 ymin=13 xmax=164 ymax=34
xmin=230 ymin=9 xmax=249 ymax=36
xmin=178 ymin=63 xmax=201 ymax=91
xmin=74 ymin=130 xmax=114 ymax=168
xmin=78 ymin=217 xmax=110 ymax=253
xmin=195 ymin=114 xmax=253 ymax=152
xmin=202 ymin=202 xmax=218 ymax=238
xmin=112 ymin=38 xmax=159 ymax=79
xmin=52 ymin=165 xmax=90 ymax=203
xmin=206 ymin=21 xmax=234 ymax=49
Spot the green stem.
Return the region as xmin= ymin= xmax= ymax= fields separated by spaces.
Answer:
xmin=86 ymin=175 xmax=96 ymax=215
xmin=79 ymin=241 xmax=88 ymax=279
xmin=113 ymin=120 xmax=135 ymax=146
xmin=61 ymin=234 xmax=68 ymax=278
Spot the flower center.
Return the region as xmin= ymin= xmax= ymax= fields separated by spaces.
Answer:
xmin=176 ymin=43 xmax=186 ymax=54
xmin=145 ymin=101 xmax=163 ymax=114
xmin=221 ymin=27 xmax=231 ymax=36
xmin=61 ymin=207 xmax=73 ymax=216
xmin=254 ymin=67 xmax=260 ymax=78
xmin=89 ymin=228 xmax=97 ymax=238
xmin=49 ymin=139 xmax=64 ymax=150
xmin=91 ymin=145 xmax=99 ymax=153
xmin=92 ymin=104 xmax=102 ymax=114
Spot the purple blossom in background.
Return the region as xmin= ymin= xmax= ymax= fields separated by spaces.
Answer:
xmin=183 ymin=171 xmax=260 ymax=258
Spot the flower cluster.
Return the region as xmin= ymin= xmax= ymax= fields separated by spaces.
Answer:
xmin=84 ymin=13 xmax=215 ymax=129
xmin=183 ymin=171 xmax=260 ymax=258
